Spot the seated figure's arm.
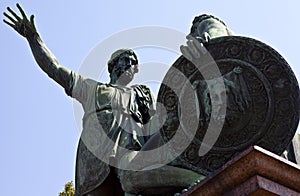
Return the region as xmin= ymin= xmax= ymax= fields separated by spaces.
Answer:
xmin=180 ymin=14 xmax=234 ymax=63
xmin=3 ymin=4 xmax=74 ymax=95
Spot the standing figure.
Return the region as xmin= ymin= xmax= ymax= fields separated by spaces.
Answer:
xmin=3 ymin=4 xmax=156 ymax=196
xmin=3 ymin=4 xmax=205 ymax=196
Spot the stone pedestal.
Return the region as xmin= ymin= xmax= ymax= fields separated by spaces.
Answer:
xmin=183 ymin=146 xmax=300 ymax=195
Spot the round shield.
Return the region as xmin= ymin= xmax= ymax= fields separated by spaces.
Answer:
xmin=157 ymin=36 xmax=300 ymax=175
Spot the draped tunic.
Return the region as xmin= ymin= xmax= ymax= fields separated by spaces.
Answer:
xmin=70 ymin=73 xmax=156 ymax=195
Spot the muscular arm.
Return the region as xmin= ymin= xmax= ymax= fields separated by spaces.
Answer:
xmin=3 ymin=4 xmax=74 ymax=95
xmin=27 ymin=33 xmax=75 ymax=95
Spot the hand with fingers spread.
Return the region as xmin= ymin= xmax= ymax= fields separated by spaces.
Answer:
xmin=3 ymin=3 xmax=73 ymax=94
xmin=180 ymin=14 xmax=234 ymax=65
xmin=180 ymin=34 xmax=208 ymax=63
xmin=3 ymin=3 xmax=38 ymax=39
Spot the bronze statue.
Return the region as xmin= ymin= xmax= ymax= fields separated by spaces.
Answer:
xmin=3 ymin=4 xmax=204 ymax=196
xmin=4 ymin=4 xmax=299 ymax=195
xmin=3 ymin=4 xmax=154 ymax=195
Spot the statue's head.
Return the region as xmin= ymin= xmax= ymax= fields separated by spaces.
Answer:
xmin=189 ymin=14 xmax=234 ymax=39
xmin=107 ymin=48 xmax=139 ymax=85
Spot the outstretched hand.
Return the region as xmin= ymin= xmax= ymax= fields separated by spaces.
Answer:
xmin=3 ymin=3 xmax=37 ymax=39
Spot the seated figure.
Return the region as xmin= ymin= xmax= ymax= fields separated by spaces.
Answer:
xmin=4 ymin=4 xmax=298 ymax=195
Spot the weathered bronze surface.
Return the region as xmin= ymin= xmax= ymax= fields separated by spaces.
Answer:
xmin=158 ymin=36 xmax=300 ymax=175
xmin=4 ymin=4 xmax=300 ymax=194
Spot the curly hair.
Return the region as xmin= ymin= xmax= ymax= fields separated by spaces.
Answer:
xmin=190 ymin=14 xmax=233 ymax=36
xmin=107 ymin=48 xmax=139 ymax=74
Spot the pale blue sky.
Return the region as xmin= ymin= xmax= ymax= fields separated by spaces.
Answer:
xmin=1 ymin=1 xmax=299 ymax=195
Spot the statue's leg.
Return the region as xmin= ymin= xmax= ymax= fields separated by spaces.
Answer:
xmin=84 ymin=168 xmax=124 ymax=196
xmin=116 ymin=133 xmax=206 ymax=195
xmin=141 ymin=132 xmax=164 ymax=150
xmin=118 ymin=164 xmax=205 ymax=195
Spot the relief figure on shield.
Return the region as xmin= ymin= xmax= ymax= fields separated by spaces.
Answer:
xmin=192 ymin=66 xmax=251 ymax=127
xmin=180 ymin=14 xmax=300 ymax=166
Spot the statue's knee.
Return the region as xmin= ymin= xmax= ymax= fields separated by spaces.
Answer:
xmin=118 ymin=169 xmax=138 ymax=194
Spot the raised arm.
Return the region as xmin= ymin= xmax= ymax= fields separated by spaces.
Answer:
xmin=3 ymin=3 xmax=74 ymax=95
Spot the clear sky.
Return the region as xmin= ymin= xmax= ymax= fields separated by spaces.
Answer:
xmin=1 ymin=0 xmax=299 ymax=195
